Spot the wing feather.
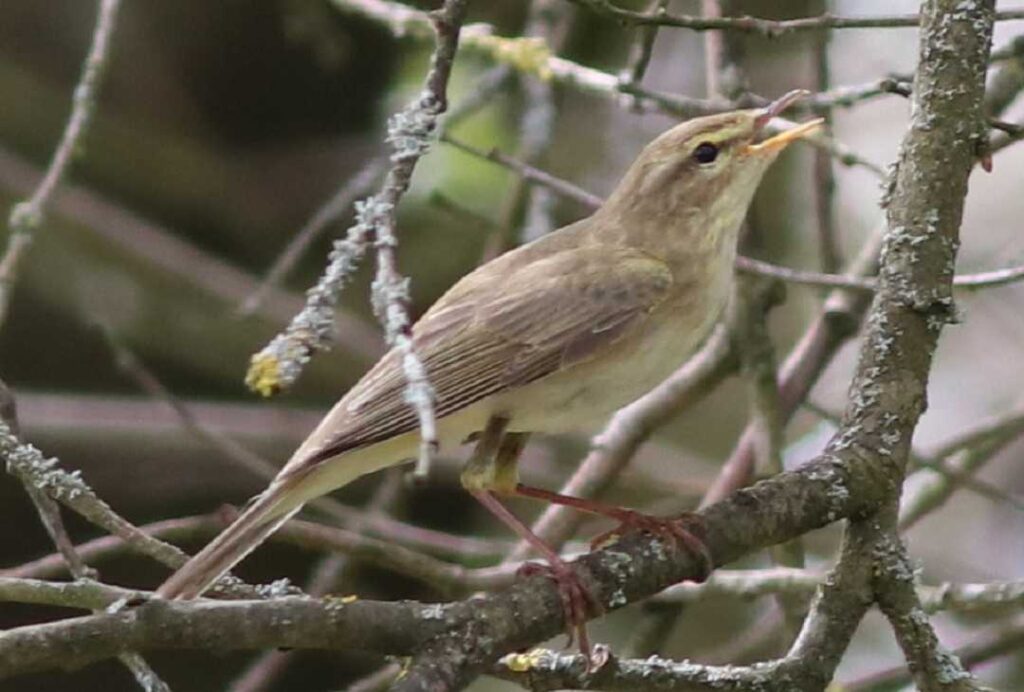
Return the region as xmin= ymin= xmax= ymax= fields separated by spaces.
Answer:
xmin=299 ymin=245 xmax=672 ymax=466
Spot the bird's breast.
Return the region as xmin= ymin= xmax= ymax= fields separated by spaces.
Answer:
xmin=498 ymin=279 xmax=729 ymax=435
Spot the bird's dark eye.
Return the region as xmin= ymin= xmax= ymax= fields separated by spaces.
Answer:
xmin=693 ymin=142 xmax=719 ymax=164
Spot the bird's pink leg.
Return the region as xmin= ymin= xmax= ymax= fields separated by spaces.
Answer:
xmin=462 ymin=419 xmax=599 ymax=659
xmin=468 ymin=488 xmax=597 ymax=656
xmin=512 ymin=484 xmax=713 ymax=581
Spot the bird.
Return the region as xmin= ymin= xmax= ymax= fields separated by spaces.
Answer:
xmin=157 ymin=90 xmax=821 ymax=650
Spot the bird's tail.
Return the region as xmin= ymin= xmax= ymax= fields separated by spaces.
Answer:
xmin=156 ymin=480 xmax=302 ymax=600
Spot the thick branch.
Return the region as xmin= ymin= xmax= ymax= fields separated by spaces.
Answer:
xmin=0 ymin=597 xmax=442 ymax=678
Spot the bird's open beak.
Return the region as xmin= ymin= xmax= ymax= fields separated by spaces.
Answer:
xmin=745 ymin=89 xmax=824 ymax=155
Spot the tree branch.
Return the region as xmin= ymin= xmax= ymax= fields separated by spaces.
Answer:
xmin=563 ymin=1 xmax=1022 ymax=35
xmin=0 ymin=0 xmax=122 ymax=327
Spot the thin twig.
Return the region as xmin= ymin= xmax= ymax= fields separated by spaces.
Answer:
xmin=803 ymin=403 xmax=1024 ymax=515
xmin=440 ymin=133 xmax=603 ymax=209
xmin=1 ymin=421 xmax=292 ymax=601
xmin=618 ymin=0 xmax=670 ymax=90
xmin=0 ymin=12 xmax=174 ymax=671
xmin=563 ymin=1 xmax=1024 ymax=35
xmin=330 ymin=0 xmax=887 ymax=177
xmin=514 ymin=0 xmax=573 ymax=246
xmin=701 ymin=228 xmax=882 ymax=507
xmin=811 ymin=23 xmax=841 ymax=273
xmin=0 ymin=144 xmax=384 ymax=364
xmin=3 ymin=509 xmax=512 ymax=583
xmin=13 ymin=451 xmax=170 ymax=692
xmin=899 ymin=417 xmax=1024 ymax=531
xmin=740 ymin=255 xmax=1024 ymax=291
xmin=239 ymin=156 xmax=387 ymax=317
xmin=0 ymin=0 xmax=122 ymax=328
xmin=245 ymin=2 xmax=470 ymax=428
xmin=733 ymin=277 xmax=807 ymax=640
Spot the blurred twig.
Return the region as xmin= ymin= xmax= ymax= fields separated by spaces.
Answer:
xmin=618 ymin=0 xmax=670 ymax=91
xmin=239 ymin=157 xmax=387 ymax=317
xmin=344 ymin=663 xmax=403 ymax=692
xmin=0 ymin=0 xmax=121 ymax=329
xmin=97 ymin=322 xmax=452 ymax=552
xmin=0 ymin=419 xmax=297 ymax=600
xmin=982 ymin=35 xmax=1024 ymax=117
xmin=899 ymin=409 xmax=1024 ymax=531
xmin=562 ymin=2 xmax=1024 ymax=34
xmin=0 ymin=144 xmax=384 ymax=366
xmin=811 ymin=18 xmax=841 ymax=273
xmin=733 ymin=277 xmax=807 ymax=639
xmin=701 ymin=230 xmax=882 ymax=507
xmin=440 ymin=134 xmax=603 ymax=208
xmin=511 ymin=0 xmax=572 ymax=247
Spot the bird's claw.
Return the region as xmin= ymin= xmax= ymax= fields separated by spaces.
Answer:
xmin=517 ymin=560 xmax=603 ymax=664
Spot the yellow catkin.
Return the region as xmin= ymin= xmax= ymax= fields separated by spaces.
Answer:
xmin=245 ymin=353 xmax=282 ymax=397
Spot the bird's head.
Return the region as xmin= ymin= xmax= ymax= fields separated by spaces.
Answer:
xmin=601 ymin=90 xmax=823 ymax=243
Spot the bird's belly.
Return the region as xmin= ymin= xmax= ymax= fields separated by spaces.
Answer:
xmin=498 ymin=303 xmax=720 ymax=434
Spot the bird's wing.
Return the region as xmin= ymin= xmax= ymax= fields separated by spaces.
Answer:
xmin=293 ymin=245 xmax=673 ymax=468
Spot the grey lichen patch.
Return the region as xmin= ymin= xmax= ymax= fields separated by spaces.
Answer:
xmin=245 ymin=200 xmax=381 ymax=395
xmin=601 ymin=550 xmax=634 ymax=608
xmin=871 ymin=530 xmax=919 ymax=582
xmin=933 ymin=647 xmax=972 ymax=684
xmin=801 ymin=461 xmax=850 ymax=523
xmin=421 ymin=603 xmax=446 ymax=620
xmin=255 ymin=578 xmax=298 ymax=599
xmin=615 ymin=654 xmax=782 ymax=689
xmin=642 ymin=536 xmax=670 ymax=563
xmin=386 ymin=93 xmax=442 ymax=162
xmin=2 ymin=424 xmax=90 ymax=501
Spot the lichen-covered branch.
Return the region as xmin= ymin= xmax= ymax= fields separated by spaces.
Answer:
xmin=0 ymin=596 xmax=446 ymax=678
xmin=245 ymin=1 xmax=470 ymax=453
xmin=872 ymin=525 xmax=987 ymax=692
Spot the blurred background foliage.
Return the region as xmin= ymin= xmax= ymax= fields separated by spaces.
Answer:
xmin=1 ymin=0 xmax=1022 ymax=690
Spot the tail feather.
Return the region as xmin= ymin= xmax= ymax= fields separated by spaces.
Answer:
xmin=156 ymin=483 xmax=301 ymax=600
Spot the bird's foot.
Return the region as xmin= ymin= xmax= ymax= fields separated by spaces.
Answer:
xmin=517 ymin=560 xmax=602 ymax=662
xmin=591 ymin=511 xmax=713 ymax=582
